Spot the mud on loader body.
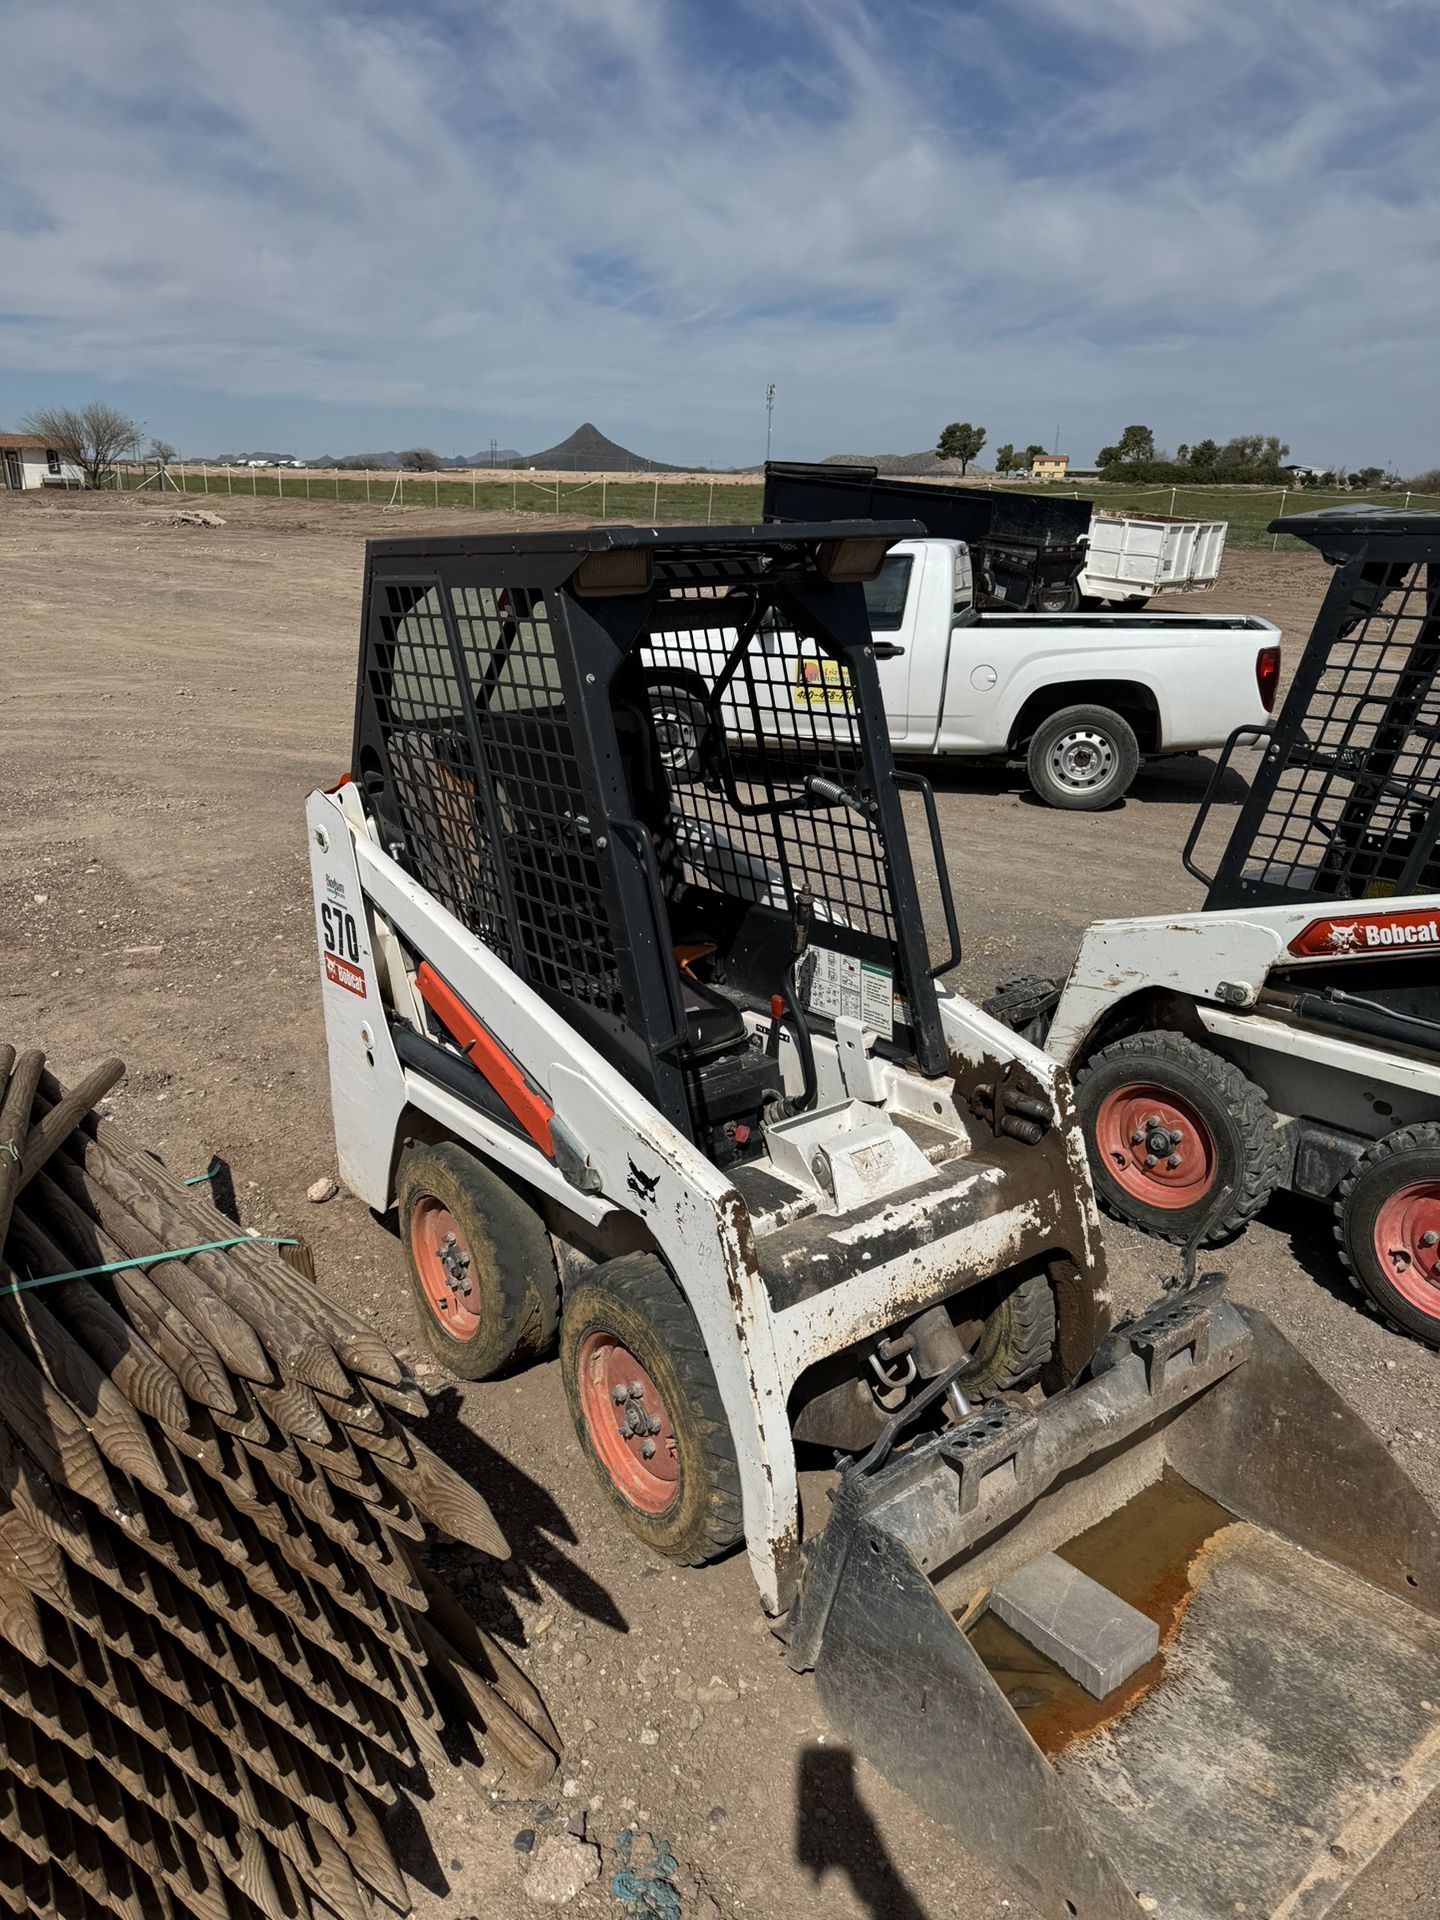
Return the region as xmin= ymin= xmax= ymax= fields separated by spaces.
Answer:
xmin=308 ymin=523 xmax=1440 ymax=1920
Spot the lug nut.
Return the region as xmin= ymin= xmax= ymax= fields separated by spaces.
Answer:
xmin=1421 ymin=1231 xmax=1438 ymax=1248
xmin=1144 ymin=1154 xmax=1157 ymax=1168
xmin=612 ymin=1385 xmax=628 ymax=1405
xmin=647 ymin=1415 xmax=663 ymax=1435
xmin=640 ymin=1440 xmax=657 ymax=1460
xmin=1130 ymin=1131 xmax=1145 ymax=1146
xmin=1167 ymin=1154 xmax=1181 ymax=1169
xmin=629 ymin=1381 xmax=646 ymax=1399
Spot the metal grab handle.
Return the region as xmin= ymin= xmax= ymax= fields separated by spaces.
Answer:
xmin=872 ymin=642 xmax=906 ymax=659
xmin=892 ymin=770 xmax=962 ymax=976
xmin=1181 ymin=723 xmax=1275 ymax=887
xmin=608 ymin=817 xmax=689 ymax=1054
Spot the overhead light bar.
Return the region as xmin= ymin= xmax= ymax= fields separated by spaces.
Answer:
xmin=814 ymin=536 xmax=894 ymax=583
xmin=571 ymin=548 xmax=653 ymax=596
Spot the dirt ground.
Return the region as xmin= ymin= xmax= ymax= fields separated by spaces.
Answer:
xmin=3 ymin=491 xmax=1437 ymax=1920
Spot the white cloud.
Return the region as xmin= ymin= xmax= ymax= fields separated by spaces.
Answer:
xmin=0 ymin=0 xmax=1435 ymax=467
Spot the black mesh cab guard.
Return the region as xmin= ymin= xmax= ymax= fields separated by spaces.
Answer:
xmin=350 ymin=521 xmax=955 ymax=1141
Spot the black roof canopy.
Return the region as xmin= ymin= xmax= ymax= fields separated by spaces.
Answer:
xmin=364 ymin=518 xmax=925 ymax=565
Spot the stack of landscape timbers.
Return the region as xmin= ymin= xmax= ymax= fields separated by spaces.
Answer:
xmin=0 ymin=1044 xmax=560 ymax=1920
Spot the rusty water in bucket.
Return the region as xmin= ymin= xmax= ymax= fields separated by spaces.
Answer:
xmin=966 ymin=1470 xmax=1234 ymax=1757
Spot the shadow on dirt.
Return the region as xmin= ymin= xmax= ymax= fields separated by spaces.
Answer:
xmin=409 ymin=1382 xmax=630 ymax=1643
xmin=915 ymin=750 xmax=1251 ymax=813
xmin=1262 ymin=1189 xmax=1368 ymax=1317
xmin=795 ymin=1745 xmax=933 ymax=1920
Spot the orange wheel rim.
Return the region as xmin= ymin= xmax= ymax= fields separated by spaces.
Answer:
xmin=410 ymin=1196 xmax=481 ymax=1339
xmin=576 ymin=1331 xmax=677 ymax=1514
xmin=1373 ymin=1181 xmax=1440 ymax=1318
xmin=1094 ymin=1084 xmax=1216 ymax=1210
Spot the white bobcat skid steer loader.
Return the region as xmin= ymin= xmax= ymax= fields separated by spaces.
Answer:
xmin=992 ymin=510 xmax=1440 ymax=1346
xmin=308 ymin=523 xmax=1440 ymax=1920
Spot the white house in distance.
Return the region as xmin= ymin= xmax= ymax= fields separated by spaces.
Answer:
xmin=0 ymin=432 xmax=84 ymax=491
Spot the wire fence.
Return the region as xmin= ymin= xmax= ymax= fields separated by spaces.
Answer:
xmin=107 ymin=464 xmax=1440 ymax=551
xmin=110 ymin=463 xmax=752 ymax=526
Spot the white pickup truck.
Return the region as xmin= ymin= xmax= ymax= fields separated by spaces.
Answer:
xmin=648 ymin=536 xmax=1281 ymax=809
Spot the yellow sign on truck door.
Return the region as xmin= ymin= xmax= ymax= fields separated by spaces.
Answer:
xmin=794 ymin=655 xmax=854 ymax=710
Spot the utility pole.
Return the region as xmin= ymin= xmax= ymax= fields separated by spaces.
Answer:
xmin=765 ymin=383 xmax=776 ymax=465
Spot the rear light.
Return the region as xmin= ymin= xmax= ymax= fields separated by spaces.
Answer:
xmin=1256 ymin=645 xmax=1280 ymax=712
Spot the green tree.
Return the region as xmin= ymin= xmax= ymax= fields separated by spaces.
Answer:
xmin=1350 ymin=465 xmax=1385 ymax=490
xmin=22 ymin=401 xmax=142 ymax=488
xmin=1187 ymin=438 xmax=1219 ymax=470
xmin=400 ymin=447 xmax=441 ymax=471
xmin=994 ymin=443 xmax=1017 ymax=474
xmin=1175 ymin=443 xmax=1189 ymax=463
xmin=1022 ymin=443 xmax=1047 ymax=468
xmin=935 ymin=421 xmax=986 ymax=475
xmin=1097 ymin=424 xmax=1156 ymax=468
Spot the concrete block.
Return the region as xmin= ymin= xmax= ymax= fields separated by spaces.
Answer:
xmin=991 ymin=1552 xmax=1159 ymax=1699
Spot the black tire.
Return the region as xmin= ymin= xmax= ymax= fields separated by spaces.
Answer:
xmin=1026 ymin=703 xmax=1140 ymax=810
xmin=1031 ymin=582 xmax=1081 ymax=613
xmin=646 ymin=682 xmax=709 ymax=780
xmin=397 ymin=1141 xmax=559 ymax=1380
xmin=953 ymin=1269 xmax=1056 ymax=1396
xmin=1075 ymin=1032 xmax=1282 ymax=1245
xmin=561 ymin=1252 xmax=743 ymax=1564
xmin=982 ymin=974 xmax=1062 ymax=1048
xmin=1334 ymin=1124 xmax=1440 ymax=1347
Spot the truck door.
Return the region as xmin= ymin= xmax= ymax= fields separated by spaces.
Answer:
xmin=861 ymin=548 xmax=921 ymax=745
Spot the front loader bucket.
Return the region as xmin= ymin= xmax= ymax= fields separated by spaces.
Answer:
xmin=787 ymin=1288 xmax=1440 ymax=1920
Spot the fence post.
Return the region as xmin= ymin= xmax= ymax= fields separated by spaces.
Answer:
xmin=399 ymin=472 xmax=404 ymax=506
xmin=708 ymin=480 xmax=715 ymax=523
xmin=277 ymin=466 xmax=283 ymax=498
xmin=652 ymin=479 xmax=659 ymax=522
xmin=180 ymin=464 xmax=187 ymax=493
xmin=226 ymin=463 xmax=232 ymax=495
xmin=1271 ymin=487 xmax=1287 ymax=551
xmin=434 ymin=474 xmax=440 ymax=507
xmin=513 ymin=474 xmax=518 ymax=510
xmin=334 ymin=471 xmax=339 ymax=499
xmin=366 ymin=471 xmax=371 ymax=503
xmin=472 ymin=475 xmax=476 ymax=509
xmin=252 ymin=467 xmax=257 ymax=494
xmin=201 ymin=463 xmax=208 ymax=495
xmin=555 ymin=477 xmax=561 ymax=517
xmin=1405 ymin=491 xmax=1412 ymax=509
xmin=1169 ymin=486 xmax=1176 ymax=514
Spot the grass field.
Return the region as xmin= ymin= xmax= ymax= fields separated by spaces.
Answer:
xmin=136 ymin=466 xmax=1438 ymax=551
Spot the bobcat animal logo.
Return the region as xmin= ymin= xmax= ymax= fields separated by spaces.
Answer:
xmin=627 ymin=1160 xmax=660 ymax=1206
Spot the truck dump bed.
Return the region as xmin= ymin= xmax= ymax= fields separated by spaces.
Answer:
xmin=763 ymin=460 xmax=1091 ymax=610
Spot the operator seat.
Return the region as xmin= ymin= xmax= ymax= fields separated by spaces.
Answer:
xmin=611 ymin=693 xmax=749 ymax=1064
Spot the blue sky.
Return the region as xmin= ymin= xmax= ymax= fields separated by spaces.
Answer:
xmin=1 ymin=0 xmax=1436 ymax=469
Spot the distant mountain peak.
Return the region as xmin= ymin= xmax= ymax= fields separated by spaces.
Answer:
xmin=522 ymin=423 xmax=679 ymax=472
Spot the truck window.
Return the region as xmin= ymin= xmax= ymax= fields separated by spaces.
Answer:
xmin=862 ymin=555 xmax=912 ymax=632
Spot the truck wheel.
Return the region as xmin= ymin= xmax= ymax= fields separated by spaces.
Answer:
xmin=1026 ymin=704 xmax=1139 ymax=809
xmin=1032 ymin=583 xmax=1081 ymax=613
xmin=954 ymin=1269 xmax=1056 ymax=1395
xmin=562 ymin=1253 xmax=743 ymax=1564
xmin=1076 ymin=1033 xmax=1281 ymax=1245
xmin=647 ymin=682 xmax=709 ymax=780
xmin=1334 ymin=1125 xmax=1440 ymax=1347
xmin=398 ymin=1141 xmax=559 ymax=1379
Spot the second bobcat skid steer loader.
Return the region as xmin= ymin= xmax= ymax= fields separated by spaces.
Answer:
xmin=308 ymin=521 xmax=1440 ymax=1920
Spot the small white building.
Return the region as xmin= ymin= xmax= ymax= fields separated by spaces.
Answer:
xmin=0 ymin=432 xmax=84 ymax=491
